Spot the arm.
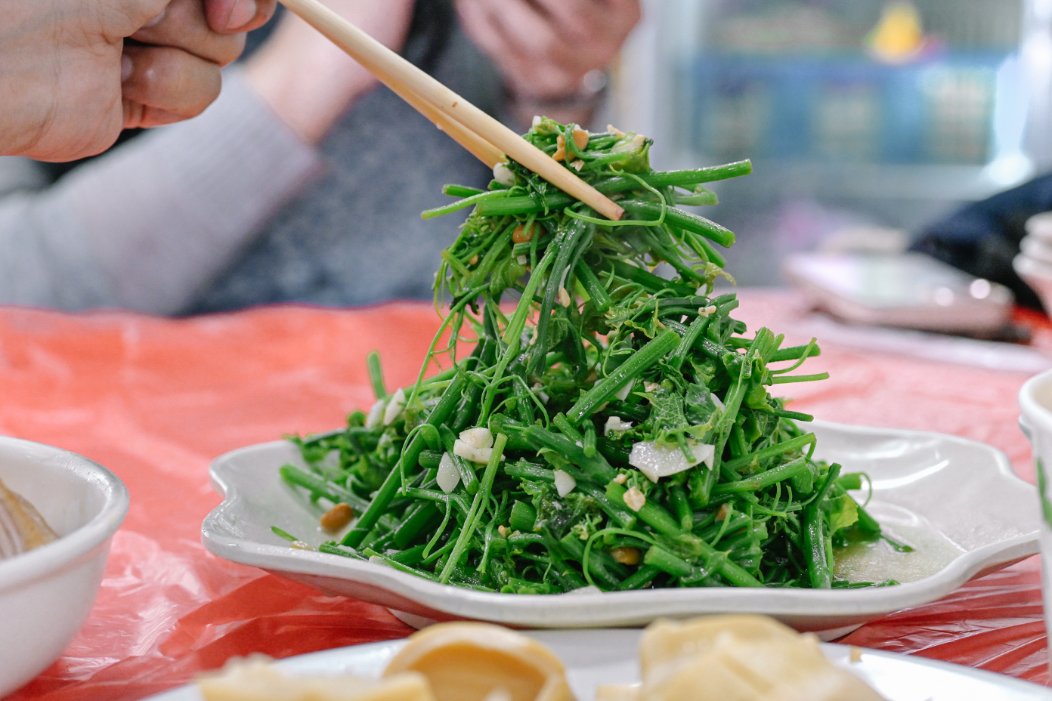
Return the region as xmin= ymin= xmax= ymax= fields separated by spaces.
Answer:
xmin=0 ymin=0 xmax=413 ymax=315
xmin=910 ymin=173 xmax=1052 ymax=310
xmin=0 ymin=70 xmax=321 ymax=315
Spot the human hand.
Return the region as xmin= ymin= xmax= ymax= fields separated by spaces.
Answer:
xmin=0 ymin=0 xmax=276 ymax=162
xmin=455 ymin=0 xmax=641 ymax=101
xmin=244 ymin=0 xmax=414 ymax=144
xmin=125 ymin=0 xmax=277 ymax=129
xmin=204 ymin=0 xmax=277 ymax=34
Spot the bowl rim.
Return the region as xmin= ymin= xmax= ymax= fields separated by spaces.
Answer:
xmin=1019 ymin=370 xmax=1052 ymax=439
xmin=0 ymin=436 xmax=128 ymax=592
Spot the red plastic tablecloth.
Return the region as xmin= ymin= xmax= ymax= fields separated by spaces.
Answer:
xmin=1 ymin=289 xmax=1048 ymax=699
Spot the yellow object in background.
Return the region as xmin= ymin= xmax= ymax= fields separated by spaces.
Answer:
xmin=867 ymin=1 xmax=926 ymax=62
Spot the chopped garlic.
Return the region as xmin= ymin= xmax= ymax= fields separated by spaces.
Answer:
xmin=365 ymin=399 xmax=384 ymax=430
xmin=614 ymin=380 xmax=634 ymax=401
xmin=382 ymin=388 xmax=406 ymax=426
xmin=604 ymin=416 xmax=633 ymax=435
xmin=613 ymin=473 xmax=628 ymax=485
xmin=557 ymin=287 xmax=572 ymax=307
xmin=629 ymin=440 xmax=715 ymax=482
xmin=698 ymin=305 xmax=718 ymax=316
xmin=454 ymin=439 xmax=493 ymax=465
xmin=459 ymin=427 xmax=493 ymax=449
xmin=516 ymin=255 xmax=529 ymax=266
xmin=623 ymin=486 xmax=646 ymax=512
xmin=436 ymin=452 xmax=461 ymax=493
xmin=553 ymin=469 xmax=576 ymax=497
xmin=492 ymin=162 xmax=516 ymax=187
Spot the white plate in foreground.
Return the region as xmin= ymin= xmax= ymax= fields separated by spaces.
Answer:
xmin=147 ymin=629 xmax=1052 ymax=701
xmin=201 ymin=421 xmax=1039 ymax=635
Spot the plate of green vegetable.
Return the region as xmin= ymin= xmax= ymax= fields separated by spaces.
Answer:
xmin=202 ymin=118 xmax=1038 ymax=635
xmin=203 ymin=419 xmax=1036 ymax=634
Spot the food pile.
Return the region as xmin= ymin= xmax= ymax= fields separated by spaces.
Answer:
xmin=197 ymin=615 xmax=885 ymax=700
xmin=278 ymin=118 xmax=889 ymax=593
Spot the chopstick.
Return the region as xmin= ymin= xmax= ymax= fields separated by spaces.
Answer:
xmin=277 ymin=0 xmax=625 ymax=221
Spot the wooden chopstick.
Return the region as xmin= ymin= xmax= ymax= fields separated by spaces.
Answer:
xmin=277 ymin=0 xmax=625 ymax=221
xmin=382 ymin=74 xmax=505 ymax=169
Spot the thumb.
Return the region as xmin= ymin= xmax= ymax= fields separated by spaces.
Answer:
xmin=110 ymin=0 xmax=173 ymax=34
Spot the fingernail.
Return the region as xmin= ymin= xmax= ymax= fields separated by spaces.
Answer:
xmin=121 ymin=54 xmax=134 ymax=82
xmin=226 ymin=0 xmax=258 ymax=30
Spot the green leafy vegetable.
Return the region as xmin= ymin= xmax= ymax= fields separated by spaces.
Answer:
xmin=280 ymin=118 xmax=887 ymax=593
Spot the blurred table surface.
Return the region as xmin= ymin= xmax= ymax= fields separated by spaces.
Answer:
xmin=1 ymin=288 xmax=1050 ymax=700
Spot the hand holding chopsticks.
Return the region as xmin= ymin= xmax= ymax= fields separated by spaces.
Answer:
xmin=276 ymin=0 xmax=625 ymax=221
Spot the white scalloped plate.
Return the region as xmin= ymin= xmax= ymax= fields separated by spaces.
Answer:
xmin=147 ymin=630 xmax=1052 ymax=701
xmin=201 ymin=421 xmax=1039 ymax=636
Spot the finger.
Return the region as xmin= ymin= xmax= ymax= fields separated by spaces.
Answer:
xmin=121 ymin=44 xmax=222 ymax=128
xmin=598 ymin=0 xmax=643 ymax=37
xmin=526 ymin=0 xmax=610 ymax=44
xmin=460 ymin=0 xmax=596 ymax=95
xmin=133 ymin=0 xmax=246 ymax=66
xmin=204 ymin=0 xmax=277 ymax=33
xmin=531 ymin=0 xmax=641 ymax=53
xmin=457 ymin=0 xmax=585 ymax=82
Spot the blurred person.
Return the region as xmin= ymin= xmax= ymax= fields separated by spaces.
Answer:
xmin=0 ymin=0 xmax=641 ymax=315
xmin=910 ymin=173 xmax=1052 ymax=311
xmin=2 ymin=0 xmax=275 ymax=161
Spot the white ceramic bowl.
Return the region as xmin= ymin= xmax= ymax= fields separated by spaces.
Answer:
xmin=1019 ymin=370 xmax=1052 ymax=677
xmin=0 ymin=437 xmax=128 ymax=697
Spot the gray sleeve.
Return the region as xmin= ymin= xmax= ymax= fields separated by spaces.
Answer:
xmin=0 ymin=69 xmax=324 ymax=315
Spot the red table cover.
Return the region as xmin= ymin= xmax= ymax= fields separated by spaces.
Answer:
xmin=1 ymin=289 xmax=1048 ymax=700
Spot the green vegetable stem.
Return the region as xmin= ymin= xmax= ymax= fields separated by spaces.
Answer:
xmin=278 ymin=117 xmax=885 ymax=593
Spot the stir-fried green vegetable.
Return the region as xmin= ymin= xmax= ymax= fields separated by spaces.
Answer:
xmin=277 ymin=118 xmax=890 ymax=593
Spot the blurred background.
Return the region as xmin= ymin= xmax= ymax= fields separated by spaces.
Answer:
xmin=610 ymin=0 xmax=1052 ymax=286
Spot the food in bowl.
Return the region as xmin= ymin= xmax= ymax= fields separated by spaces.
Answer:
xmin=274 ymin=118 xmax=895 ymax=595
xmin=0 ymin=478 xmax=57 ymax=558
xmin=0 ymin=436 xmax=128 ymax=697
